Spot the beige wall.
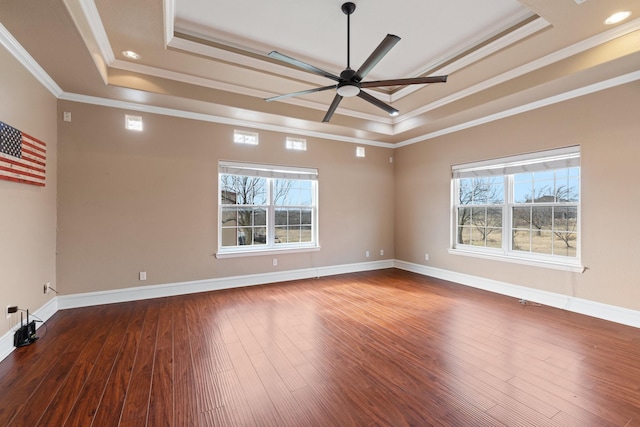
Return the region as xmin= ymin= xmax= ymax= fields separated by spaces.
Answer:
xmin=0 ymin=45 xmax=57 ymax=336
xmin=56 ymin=101 xmax=395 ymax=294
xmin=395 ymin=82 xmax=640 ymax=311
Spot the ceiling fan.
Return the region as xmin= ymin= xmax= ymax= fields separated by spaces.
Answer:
xmin=265 ymin=2 xmax=448 ymax=123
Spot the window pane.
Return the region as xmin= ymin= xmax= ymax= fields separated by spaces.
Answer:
xmin=514 ymin=180 xmax=532 ymax=203
xmin=253 ymin=227 xmax=267 ymax=244
xmin=458 ymin=207 xmax=471 ymax=226
xmin=221 ymin=207 xmax=238 ymax=225
xmin=531 ymin=206 xmax=552 ymax=232
xmin=301 ymin=209 xmax=312 ymax=225
xmin=512 ymin=230 xmax=531 ymax=252
xmin=220 ymin=175 xmax=267 ymax=205
xmin=275 ymin=209 xmax=287 ymax=226
xmin=554 ymin=233 xmax=577 ymax=257
xmin=253 ymin=209 xmax=266 ymax=226
xmin=471 ymin=207 xmax=486 ymax=226
xmin=459 ymin=177 xmax=503 ymax=205
xmin=486 ymin=228 xmax=502 ymax=248
xmin=457 ymin=226 xmax=471 ymax=245
xmin=470 ymin=227 xmax=486 ymax=246
xmin=274 ymin=179 xmax=313 ymax=206
xmin=531 ymin=231 xmax=553 ymax=255
xmin=487 ymin=208 xmax=502 ymax=227
xmin=512 ymin=207 xmax=531 ymax=228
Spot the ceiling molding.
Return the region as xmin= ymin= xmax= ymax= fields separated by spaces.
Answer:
xmin=110 ymin=59 xmax=395 ymax=128
xmin=62 ymin=0 xmax=113 ymax=83
xmin=396 ymin=16 xmax=640 ymax=125
xmin=163 ymin=0 xmax=174 ymax=47
xmin=395 ymin=70 xmax=640 ymax=147
xmin=390 ymin=15 xmax=550 ymax=102
xmin=57 ymin=92 xmax=395 ymax=148
xmin=0 ymin=23 xmax=62 ymax=97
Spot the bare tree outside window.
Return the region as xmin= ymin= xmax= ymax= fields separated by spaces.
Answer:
xmin=512 ymin=175 xmax=579 ymax=256
xmin=220 ymin=174 xmax=267 ymax=246
xmin=457 ymin=177 xmax=503 ymax=248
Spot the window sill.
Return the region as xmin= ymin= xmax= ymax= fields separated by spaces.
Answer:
xmin=448 ymin=248 xmax=585 ymax=273
xmin=216 ymin=245 xmax=320 ymax=259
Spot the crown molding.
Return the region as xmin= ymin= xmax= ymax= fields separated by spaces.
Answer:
xmin=0 ymin=23 xmax=63 ymax=97
xmin=397 ymin=16 xmax=640 ymax=125
xmin=395 ymin=70 xmax=640 ymax=147
xmin=58 ymin=91 xmax=395 ymax=147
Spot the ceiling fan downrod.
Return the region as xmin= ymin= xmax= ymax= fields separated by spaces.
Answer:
xmin=342 ymin=2 xmax=356 ymax=70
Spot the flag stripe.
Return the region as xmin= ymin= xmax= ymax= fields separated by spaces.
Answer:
xmin=18 ymin=151 xmax=46 ymax=167
xmin=0 ymin=121 xmax=47 ymax=187
xmin=0 ymin=164 xmax=45 ymax=182
xmin=21 ymin=147 xmax=46 ymax=161
xmin=0 ymin=154 xmax=46 ymax=174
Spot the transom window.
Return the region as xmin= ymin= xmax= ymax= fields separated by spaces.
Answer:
xmin=451 ymin=146 xmax=582 ymax=271
xmin=217 ymin=161 xmax=318 ymax=256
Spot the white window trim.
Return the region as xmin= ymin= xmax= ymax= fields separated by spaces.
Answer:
xmin=217 ymin=161 xmax=319 ymax=257
xmin=450 ymin=146 xmax=584 ymax=272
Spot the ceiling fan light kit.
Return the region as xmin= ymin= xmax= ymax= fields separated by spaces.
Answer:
xmin=265 ymin=2 xmax=448 ymax=122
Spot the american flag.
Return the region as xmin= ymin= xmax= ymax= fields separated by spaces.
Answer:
xmin=0 ymin=120 xmax=46 ymax=186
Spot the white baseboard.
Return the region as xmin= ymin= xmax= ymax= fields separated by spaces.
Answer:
xmin=0 ymin=297 xmax=58 ymax=362
xmin=394 ymin=260 xmax=640 ymax=329
xmin=57 ymin=260 xmax=394 ymax=310
xmin=4 ymin=258 xmax=639 ymax=364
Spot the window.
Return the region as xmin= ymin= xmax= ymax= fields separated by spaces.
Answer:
xmin=286 ymin=137 xmax=307 ymax=151
xmin=218 ymin=161 xmax=318 ymax=256
xmin=233 ymin=130 xmax=259 ymax=145
xmin=125 ymin=115 xmax=143 ymax=131
xmin=451 ymin=146 xmax=582 ymax=271
xmin=356 ymin=146 xmax=365 ymax=157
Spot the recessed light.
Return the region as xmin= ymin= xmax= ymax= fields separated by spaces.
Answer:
xmin=604 ymin=11 xmax=631 ymax=25
xmin=122 ymin=50 xmax=141 ymax=60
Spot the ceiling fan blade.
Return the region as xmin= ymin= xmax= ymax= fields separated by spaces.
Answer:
xmin=322 ymin=94 xmax=344 ymax=122
xmin=268 ymin=51 xmax=341 ymax=82
xmin=354 ymin=34 xmax=400 ymax=82
xmin=357 ymin=90 xmax=399 ymax=116
xmin=265 ymin=85 xmax=337 ymax=102
xmin=360 ymin=75 xmax=448 ymax=88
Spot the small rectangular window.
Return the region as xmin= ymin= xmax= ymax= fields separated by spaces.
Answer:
xmin=125 ymin=115 xmax=143 ymax=131
xmin=234 ymin=130 xmax=259 ymax=145
xmin=286 ymin=137 xmax=307 ymax=151
xmin=356 ymin=146 xmax=365 ymax=157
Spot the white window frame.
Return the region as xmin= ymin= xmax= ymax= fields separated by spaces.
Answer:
xmin=233 ymin=130 xmax=259 ymax=145
xmin=286 ymin=137 xmax=307 ymax=151
xmin=216 ymin=161 xmax=319 ymax=258
xmin=449 ymin=146 xmax=584 ymax=272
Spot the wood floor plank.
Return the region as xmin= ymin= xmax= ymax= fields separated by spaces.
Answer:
xmin=2 ymin=269 xmax=640 ymax=426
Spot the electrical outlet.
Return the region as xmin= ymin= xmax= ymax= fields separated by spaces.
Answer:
xmin=272 ymin=258 xmax=278 ymax=266
xmin=139 ymin=271 xmax=147 ymax=281
xmin=6 ymin=305 xmax=14 ymax=319
xmin=365 ymin=250 xmax=370 ymax=258
xmin=380 ymin=249 xmax=384 ymax=256
xmin=425 ymin=253 xmax=430 ymax=261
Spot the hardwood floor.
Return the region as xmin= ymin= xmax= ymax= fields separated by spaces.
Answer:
xmin=1 ymin=269 xmax=640 ymax=426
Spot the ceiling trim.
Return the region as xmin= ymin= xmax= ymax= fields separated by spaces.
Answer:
xmin=395 ymin=70 xmax=640 ymax=147
xmin=163 ymin=0 xmax=174 ymax=47
xmin=0 ymin=23 xmax=62 ymax=97
xmin=390 ymin=14 xmax=549 ymax=102
xmin=110 ymin=59 xmax=395 ymax=128
xmin=396 ymin=16 xmax=640 ymax=125
xmin=57 ymin=92 xmax=395 ymax=148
